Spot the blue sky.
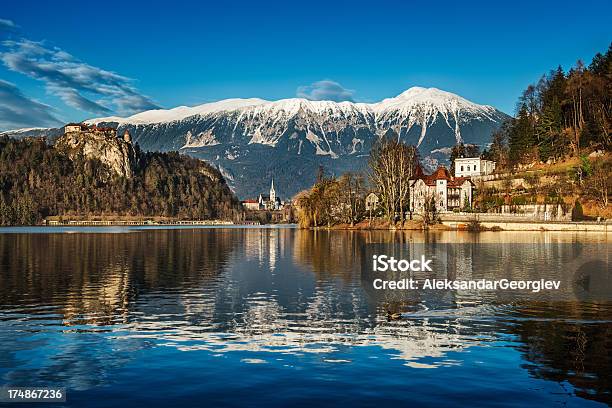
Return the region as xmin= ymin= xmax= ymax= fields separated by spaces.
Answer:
xmin=0 ymin=0 xmax=610 ymax=130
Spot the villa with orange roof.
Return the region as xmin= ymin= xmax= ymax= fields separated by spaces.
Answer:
xmin=410 ymin=166 xmax=474 ymax=213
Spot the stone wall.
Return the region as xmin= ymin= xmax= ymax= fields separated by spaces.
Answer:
xmin=499 ymin=204 xmax=571 ymax=221
xmin=441 ymin=219 xmax=609 ymax=232
xmin=440 ymin=206 xmax=571 ymax=223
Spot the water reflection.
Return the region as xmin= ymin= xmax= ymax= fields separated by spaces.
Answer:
xmin=0 ymin=228 xmax=610 ymax=405
xmin=512 ymin=301 xmax=612 ymax=404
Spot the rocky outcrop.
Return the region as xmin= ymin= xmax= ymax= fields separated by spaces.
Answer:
xmin=55 ymin=130 xmax=136 ymax=178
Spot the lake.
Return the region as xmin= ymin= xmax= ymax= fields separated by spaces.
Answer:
xmin=0 ymin=226 xmax=610 ymax=407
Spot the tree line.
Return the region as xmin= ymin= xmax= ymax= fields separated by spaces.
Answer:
xmin=295 ymin=135 xmax=420 ymax=228
xmin=0 ymin=136 xmax=242 ymax=225
xmin=487 ymin=43 xmax=611 ymax=168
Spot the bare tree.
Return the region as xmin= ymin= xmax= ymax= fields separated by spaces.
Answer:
xmin=369 ymin=135 xmax=418 ymax=224
xmin=585 ymin=164 xmax=610 ymax=208
xmin=565 ymin=60 xmax=589 ymax=154
xmin=421 ymin=190 xmax=437 ymax=226
xmin=337 ymin=172 xmax=365 ymax=226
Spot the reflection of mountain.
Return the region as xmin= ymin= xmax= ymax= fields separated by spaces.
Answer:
xmin=0 ymin=230 xmax=239 ymax=325
xmin=0 ymin=228 xmax=609 ymax=403
xmin=0 ymin=228 xmax=481 ymax=382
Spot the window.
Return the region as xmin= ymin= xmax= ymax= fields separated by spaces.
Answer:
xmin=467 ymin=165 xmax=470 ymax=171
xmin=460 ymin=165 xmax=464 ymax=171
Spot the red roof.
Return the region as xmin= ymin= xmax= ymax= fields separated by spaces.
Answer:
xmin=411 ymin=165 xmax=473 ymax=187
xmin=427 ymin=166 xmax=452 ymax=181
xmin=448 ymin=177 xmax=473 ymax=187
xmin=242 ymin=199 xmax=258 ymax=204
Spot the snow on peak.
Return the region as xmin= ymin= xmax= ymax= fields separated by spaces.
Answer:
xmin=85 ymin=87 xmax=502 ymax=126
xmin=375 ymin=87 xmax=493 ymax=113
xmin=370 ymin=87 xmax=502 ymax=147
xmin=87 ymin=98 xmax=268 ymax=125
xmin=0 ymin=127 xmax=49 ymax=135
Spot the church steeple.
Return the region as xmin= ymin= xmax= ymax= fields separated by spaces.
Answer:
xmin=269 ymin=179 xmax=276 ymax=202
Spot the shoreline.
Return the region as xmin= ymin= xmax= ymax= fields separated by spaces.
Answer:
xmin=0 ymin=220 xmax=299 ymax=229
xmin=44 ymin=219 xmax=236 ymax=226
xmin=310 ymin=218 xmax=610 ymax=232
xmin=0 ymin=219 xmax=608 ymax=232
xmin=442 ymin=220 xmax=609 ymax=232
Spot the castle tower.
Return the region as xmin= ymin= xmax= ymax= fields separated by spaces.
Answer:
xmin=123 ymin=129 xmax=132 ymax=144
xmin=269 ymin=179 xmax=276 ymax=203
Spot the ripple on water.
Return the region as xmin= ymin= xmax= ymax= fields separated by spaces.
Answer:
xmin=0 ymin=229 xmax=610 ymax=406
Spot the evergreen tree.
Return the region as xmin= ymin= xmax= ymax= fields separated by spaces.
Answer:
xmin=506 ymin=42 xmax=611 ymax=165
xmin=0 ymin=136 xmax=242 ymax=226
xmin=509 ymin=105 xmax=536 ymax=164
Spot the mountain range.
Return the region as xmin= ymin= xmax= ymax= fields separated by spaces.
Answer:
xmin=2 ymin=87 xmax=510 ymax=199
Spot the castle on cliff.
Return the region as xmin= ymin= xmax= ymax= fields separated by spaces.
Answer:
xmin=64 ymin=123 xmax=132 ymax=144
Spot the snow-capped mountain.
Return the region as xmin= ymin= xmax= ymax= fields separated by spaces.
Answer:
xmin=88 ymin=87 xmax=505 ymax=153
xmin=0 ymin=126 xmax=63 ymax=140
xmin=4 ymin=87 xmax=509 ymax=198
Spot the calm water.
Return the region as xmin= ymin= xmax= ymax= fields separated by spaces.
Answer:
xmin=0 ymin=226 xmax=610 ymax=407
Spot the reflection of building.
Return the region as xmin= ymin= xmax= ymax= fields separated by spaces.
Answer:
xmin=410 ymin=166 xmax=474 ymax=213
xmin=454 ymin=157 xmax=495 ymax=177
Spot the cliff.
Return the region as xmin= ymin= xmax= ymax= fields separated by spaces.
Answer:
xmin=0 ymin=135 xmax=243 ymax=225
xmin=55 ymin=130 xmax=136 ymax=179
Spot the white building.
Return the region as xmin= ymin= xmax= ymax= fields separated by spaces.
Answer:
xmin=365 ymin=192 xmax=379 ymax=212
xmin=454 ymin=157 xmax=496 ymax=178
xmin=257 ymin=180 xmax=281 ymax=210
xmin=241 ymin=199 xmax=260 ymax=211
xmin=64 ymin=123 xmax=86 ymax=133
xmin=410 ymin=166 xmax=474 ymax=213
xmin=270 ymin=179 xmax=276 ymax=204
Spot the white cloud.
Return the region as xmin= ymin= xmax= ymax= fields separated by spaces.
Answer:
xmin=0 ymin=79 xmax=61 ymax=130
xmin=1 ymin=39 xmax=160 ymax=115
xmin=296 ymin=80 xmax=355 ymax=102
xmin=0 ymin=18 xmax=18 ymax=32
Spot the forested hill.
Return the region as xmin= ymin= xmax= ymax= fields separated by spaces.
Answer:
xmin=485 ymin=43 xmax=611 ymax=168
xmin=0 ymin=135 xmax=243 ymax=225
